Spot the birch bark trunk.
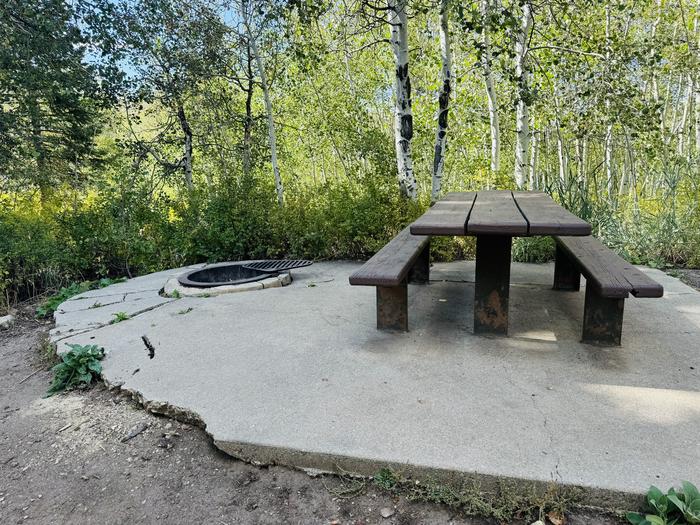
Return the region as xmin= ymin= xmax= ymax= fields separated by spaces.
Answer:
xmin=431 ymin=0 xmax=452 ymax=202
xmin=529 ymin=125 xmax=538 ymax=190
xmin=242 ymin=44 xmax=254 ymax=179
xmin=514 ymin=2 xmax=533 ymax=189
xmin=389 ymin=0 xmax=417 ymax=199
xmin=176 ymin=104 xmax=194 ymax=190
xmin=604 ymin=2 xmax=614 ymax=197
xmin=242 ymin=0 xmax=284 ymax=206
xmin=480 ymin=0 xmax=500 ymax=173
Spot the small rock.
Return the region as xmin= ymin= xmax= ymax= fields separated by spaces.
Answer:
xmin=0 ymin=315 xmax=14 ymax=330
xmin=380 ymin=507 xmax=395 ymax=518
xmin=121 ymin=422 xmax=149 ymax=443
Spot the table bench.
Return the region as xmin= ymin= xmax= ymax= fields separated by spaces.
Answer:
xmin=411 ymin=191 xmax=591 ymax=335
xmin=348 ymin=227 xmax=430 ymax=331
xmin=553 ymin=235 xmax=664 ymax=345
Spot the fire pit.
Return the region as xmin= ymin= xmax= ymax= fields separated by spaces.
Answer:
xmin=178 ymin=262 xmax=270 ymax=288
xmin=163 ymin=260 xmax=311 ymax=298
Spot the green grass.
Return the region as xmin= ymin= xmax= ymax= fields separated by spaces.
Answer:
xmin=110 ymin=311 xmax=129 ymax=323
xmin=36 ymin=277 xmax=126 ymax=319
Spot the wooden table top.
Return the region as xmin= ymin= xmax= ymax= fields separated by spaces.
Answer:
xmin=410 ymin=190 xmax=591 ymax=237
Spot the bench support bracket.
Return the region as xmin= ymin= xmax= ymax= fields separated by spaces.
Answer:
xmin=474 ymin=235 xmax=511 ymax=335
xmin=582 ymin=286 xmax=624 ymax=346
xmin=408 ymin=241 xmax=430 ymax=284
xmin=553 ymin=245 xmax=581 ymax=291
xmin=376 ymin=283 xmax=408 ymax=331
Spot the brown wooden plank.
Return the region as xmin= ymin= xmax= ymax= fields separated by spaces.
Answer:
xmin=554 ymin=236 xmax=663 ymax=299
xmin=410 ymin=192 xmax=475 ymax=235
xmin=442 ymin=192 xmax=475 ymax=202
xmin=466 ymin=190 xmax=528 ymax=235
xmin=613 ymin=260 xmax=664 ymax=298
xmin=513 ymin=192 xmax=591 ymax=236
xmin=555 ymin=236 xmax=630 ymax=297
xmin=349 ymin=227 xmax=430 ymax=287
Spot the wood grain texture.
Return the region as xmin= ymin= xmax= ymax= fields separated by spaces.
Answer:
xmin=513 ymin=192 xmax=591 ymax=235
xmin=466 ymin=190 xmax=528 ymax=235
xmin=410 ymin=192 xmax=475 ymax=235
xmin=554 ymin=236 xmax=663 ymax=298
xmin=349 ymin=227 xmax=431 ymax=287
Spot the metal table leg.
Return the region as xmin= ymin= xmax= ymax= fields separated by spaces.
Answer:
xmin=473 ymin=235 xmax=512 ymax=335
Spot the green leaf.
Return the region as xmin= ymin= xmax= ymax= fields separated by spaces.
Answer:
xmin=626 ymin=512 xmax=647 ymax=525
xmin=645 ymin=515 xmax=665 ymax=525
xmin=682 ymin=482 xmax=700 ymax=502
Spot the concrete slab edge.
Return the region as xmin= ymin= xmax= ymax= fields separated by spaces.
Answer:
xmin=95 ymin=366 xmax=642 ymax=512
xmin=92 ymin=360 xmax=644 ymax=513
xmin=213 ymin=440 xmax=644 ymax=511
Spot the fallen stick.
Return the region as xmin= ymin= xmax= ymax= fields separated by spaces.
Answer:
xmin=17 ymin=369 xmax=41 ymax=385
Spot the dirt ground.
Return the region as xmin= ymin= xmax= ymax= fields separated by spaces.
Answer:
xmin=0 ymin=305 xmax=622 ymax=525
xmin=675 ymin=268 xmax=700 ymax=291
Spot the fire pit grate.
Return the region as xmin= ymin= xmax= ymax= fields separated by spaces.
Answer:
xmin=242 ymin=260 xmax=313 ymax=273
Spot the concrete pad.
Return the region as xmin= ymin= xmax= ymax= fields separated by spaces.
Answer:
xmin=54 ymin=261 xmax=700 ymax=506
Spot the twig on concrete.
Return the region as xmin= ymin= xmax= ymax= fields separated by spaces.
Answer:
xmin=17 ymin=369 xmax=41 ymax=385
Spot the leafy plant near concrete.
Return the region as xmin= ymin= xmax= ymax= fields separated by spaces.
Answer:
xmin=111 ymin=312 xmax=129 ymax=323
xmin=45 ymin=344 xmax=104 ymax=397
xmin=627 ymin=482 xmax=700 ymax=525
xmin=36 ymin=278 xmax=126 ymax=318
xmin=370 ymin=469 xmax=576 ymax=522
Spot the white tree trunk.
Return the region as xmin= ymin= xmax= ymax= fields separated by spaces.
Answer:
xmin=481 ymin=0 xmax=500 ymax=173
xmin=529 ymin=124 xmax=538 ymax=190
xmin=556 ymin=123 xmax=567 ymax=186
xmin=604 ymin=2 xmax=614 ymax=197
xmin=432 ymin=0 xmax=452 ymax=202
xmin=605 ymin=123 xmax=614 ymax=195
xmin=242 ymin=0 xmax=284 ymax=206
xmin=528 ymin=118 xmax=538 ymax=191
xmin=679 ymin=74 xmax=693 ymax=156
xmin=388 ymin=0 xmax=417 ymax=199
xmin=694 ymin=14 xmax=700 ymax=152
xmin=177 ymin=104 xmax=194 ymax=190
xmin=513 ymin=2 xmax=533 ymax=189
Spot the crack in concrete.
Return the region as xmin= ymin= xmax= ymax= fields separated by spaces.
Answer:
xmin=51 ymin=299 xmax=175 ymax=344
xmin=500 ymin=361 xmax=563 ymax=483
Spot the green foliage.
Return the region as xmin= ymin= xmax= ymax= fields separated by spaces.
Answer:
xmin=2 ymin=0 xmax=700 ymax=310
xmin=111 ymin=312 xmax=129 ymax=323
xmin=0 ymin=0 xmax=105 ymax=193
xmin=627 ymin=482 xmax=700 ymax=525
xmin=371 ymin=469 xmax=577 ymax=522
xmin=45 ymin=343 xmax=105 ymax=397
xmin=373 ymin=468 xmax=399 ymax=491
xmin=36 ymin=282 xmax=92 ymax=319
xmin=512 ymin=237 xmax=556 ymax=264
xmin=35 ymin=277 xmax=126 ymax=319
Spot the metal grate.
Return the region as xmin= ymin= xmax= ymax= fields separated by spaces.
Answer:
xmin=242 ymin=260 xmax=313 ymax=273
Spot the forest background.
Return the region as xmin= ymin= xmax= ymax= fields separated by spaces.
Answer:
xmin=2 ymin=0 xmax=699 ymax=308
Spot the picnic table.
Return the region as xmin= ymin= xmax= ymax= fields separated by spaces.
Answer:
xmin=350 ymin=189 xmax=662 ymax=346
xmin=410 ymin=190 xmax=591 ymax=335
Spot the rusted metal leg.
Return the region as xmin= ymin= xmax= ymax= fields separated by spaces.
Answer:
xmin=553 ymin=244 xmax=581 ymax=291
xmin=582 ymin=286 xmax=624 ymax=346
xmin=376 ymin=283 xmax=408 ymax=331
xmin=408 ymin=240 xmax=430 ymax=284
xmin=474 ymin=236 xmax=511 ymax=335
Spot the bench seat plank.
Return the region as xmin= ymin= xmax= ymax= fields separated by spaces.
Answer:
xmin=349 ymin=227 xmax=430 ymax=287
xmin=410 ymin=192 xmax=476 ymax=236
xmin=466 ymin=190 xmax=528 ymax=235
xmin=513 ymin=192 xmax=591 ymax=236
xmin=554 ymin=236 xmax=663 ymax=298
